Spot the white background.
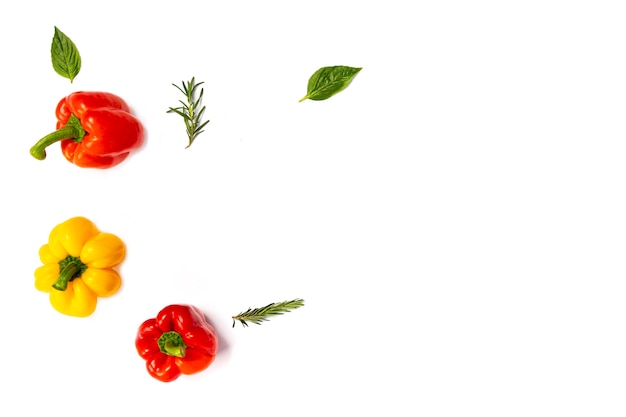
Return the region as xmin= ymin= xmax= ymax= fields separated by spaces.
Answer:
xmin=1 ymin=1 xmax=625 ymax=415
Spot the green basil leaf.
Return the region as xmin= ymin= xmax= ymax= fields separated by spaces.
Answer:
xmin=51 ymin=26 xmax=81 ymax=83
xmin=299 ymin=65 xmax=362 ymax=102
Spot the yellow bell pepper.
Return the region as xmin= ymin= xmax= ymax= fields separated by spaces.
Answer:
xmin=34 ymin=216 xmax=125 ymax=317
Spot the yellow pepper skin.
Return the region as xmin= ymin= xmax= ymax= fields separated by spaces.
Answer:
xmin=34 ymin=216 xmax=125 ymax=317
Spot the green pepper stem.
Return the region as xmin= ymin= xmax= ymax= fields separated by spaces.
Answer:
xmin=30 ymin=114 xmax=86 ymax=160
xmin=52 ymin=262 xmax=82 ymax=291
xmin=158 ymin=331 xmax=187 ymax=358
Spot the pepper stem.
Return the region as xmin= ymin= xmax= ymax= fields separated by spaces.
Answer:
xmin=52 ymin=262 xmax=82 ymax=291
xmin=30 ymin=114 xmax=86 ymax=160
xmin=158 ymin=331 xmax=187 ymax=358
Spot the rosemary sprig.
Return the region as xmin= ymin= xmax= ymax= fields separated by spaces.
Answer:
xmin=232 ymin=299 xmax=305 ymax=328
xmin=167 ymin=77 xmax=210 ymax=148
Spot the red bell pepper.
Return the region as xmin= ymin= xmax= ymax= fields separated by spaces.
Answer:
xmin=135 ymin=304 xmax=218 ymax=382
xmin=30 ymin=91 xmax=144 ymax=169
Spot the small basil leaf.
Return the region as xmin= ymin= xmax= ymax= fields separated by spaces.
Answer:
xmin=299 ymin=66 xmax=362 ymax=102
xmin=51 ymin=26 xmax=81 ymax=83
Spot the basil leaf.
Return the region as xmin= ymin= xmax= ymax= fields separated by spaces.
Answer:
xmin=51 ymin=26 xmax=81 ymax=83
xmin=299 ymin=66 xmax=362 ymax=102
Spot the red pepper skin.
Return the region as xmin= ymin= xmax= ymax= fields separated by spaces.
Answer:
xmin=30 ymin=92 xmax=144 ymax=169
xmin=135 ymin=304 xmax=218 ymax=382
